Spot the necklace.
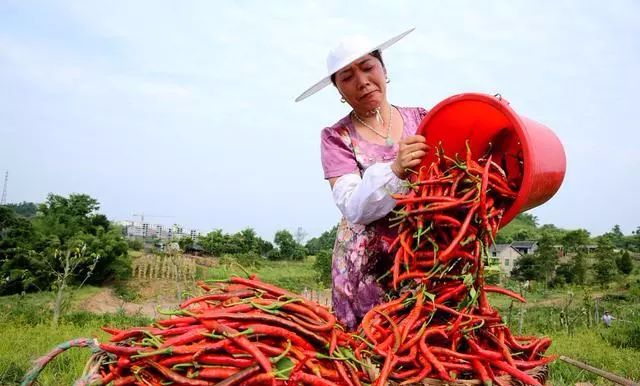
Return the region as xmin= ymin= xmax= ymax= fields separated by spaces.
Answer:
xmin=352 ymin=103 xmax=394 ymax=146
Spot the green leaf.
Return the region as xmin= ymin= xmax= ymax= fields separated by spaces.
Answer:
xmin=425 ymin=291 xmax=436 ymax=303
xmin=275 ymin=357 xmax=295 ymax=379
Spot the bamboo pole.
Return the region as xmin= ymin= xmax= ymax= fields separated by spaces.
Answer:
xmin=559 ymin=356 xmax=639 ymax=386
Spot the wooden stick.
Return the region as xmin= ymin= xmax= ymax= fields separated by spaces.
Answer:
xmin=559 ymin=356 xmax=640 ymax=386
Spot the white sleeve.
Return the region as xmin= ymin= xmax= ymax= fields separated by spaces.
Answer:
xmin=331 ymin=162 xmax=408 ymax=225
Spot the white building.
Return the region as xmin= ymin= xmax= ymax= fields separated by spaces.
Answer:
xmin=489 ymin=243 xmax=524 ymax=276
xmin=118 ymin=220 xmax=202 ymax=241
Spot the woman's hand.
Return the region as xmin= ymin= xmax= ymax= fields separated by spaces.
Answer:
xmin=391 ymin=135 xmax=429 ymax=179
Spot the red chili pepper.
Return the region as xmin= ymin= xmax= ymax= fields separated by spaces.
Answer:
xmin=180 ymin=289 xmax=257 ymax=309
xmin=401 ymin=364 xmax=433 ymax=386
xmin=399 ymin=291 xmax=424 ymax=344
xmin=244 ymin=323 xmax=315 ymax=351
xmin=113 ymin=375 xmax=136 ymax=386
xmin=373 ymin=352 xmax=398 ymax=386
xmin=483 ymin=285 xmax=526 ymax=303
xmin=471 ymin=358 xmax=492 ymax=386
xmin=335 ymin=360 xmax=356 ymax=386
xmin=144 ymin=359 xmax=211 ymax=386
xmin=290 ymin=372 xmax=341 ymax=386
xmin=159 ymin=328 xmax=208 ymax=348
xmin=199 ymin=319 xmax=272 ymax=374
xmin=419 ymin=338 xmax=451 ymax=382
xmin=209 ymin=363 xmax=264 ymax=386
xmin=99 ymin=343 xmax=145 ymax=356
xmin=513 ymin=354 xmax=557 ymax=369
xmin=491 ymin=360 xmax=543 ymax=386
xmin=198 ymin=312 xmax=327 ymax=347
xmin=438 ymin=202 xmax=479 ymax=262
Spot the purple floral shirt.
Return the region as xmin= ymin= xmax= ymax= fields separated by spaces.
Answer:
xmin=320 ymin=106 xmax=427 ymax=330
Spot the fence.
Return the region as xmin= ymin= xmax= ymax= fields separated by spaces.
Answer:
xmin=300 ymin=288 xmax=332 ymax=309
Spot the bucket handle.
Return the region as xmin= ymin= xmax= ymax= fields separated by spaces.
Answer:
xmin=493 ymin=93 xmax=510 ymax=105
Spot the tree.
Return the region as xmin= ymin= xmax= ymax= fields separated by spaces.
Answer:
xmin=592 ymin=237 xmax=618 ymax=286
xmin=0 ymin=206 xmax=49 ymax=295
xmin=495 ymin=213 xmax=539 ymax=243
xmin=49 ymin=244 xmax=99 ymax=326
xmin=510 ymin=233 xmax=558 ymax=285
xmin=236 ymin=228 xmax=260 ymax=254
xmin=513 ymin=228 xmax=535 ymax=241
xmin=198 ymin=228 xmax=273 ymax=257
xmin=616 ymin=250 xmax=633 ymax=275
xmin=2 ymin=193 xmax=130 ymax=294
xmin=556 ymin=260 xmax=578 ymax=284
xmin=495 ymin=232 xmax=513 ymax=244
xmin=562 ymin=229 xmax=591 ymax=253
xmin=520 ymin=213 xmax=539 ymax=227
xmin=273 ymin=229 xmax=305 ymax=260
xmin=536 ymin=233 xmax=559 ymax=285
xmin=593 ymin=258 xmax=617 ymax=287
xmin=314 ymin=249 xmax=333 ymax=287
xmin=0 ymin=207 xmax=44 ymax=294
xmin=257 ymin=238 xmax=274 ymax=256
xmin=4 ymin=201 xmax=38 ymax=218
xmin=178 ymin=236 xmax=194 ymax=251
xmin=604 ymin=224 xmax=625 ymax=249
xmin=199 ymin=229 xmax=226 ymax=256
xmin=631 ymin=226 xmax=640 ymax=252
xmin=572 ymin=251 xmax=587 ymax=285
xmin=511 ymin=254 xmax=543 ymax=282
xmin=305 ymin=225 xmax=338 ymax=255
xmin=538 ymin=224 xmax=567 ymax=243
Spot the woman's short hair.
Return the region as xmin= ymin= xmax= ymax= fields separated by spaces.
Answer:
xmin=330 ymin=50 xmax=385 ymax=86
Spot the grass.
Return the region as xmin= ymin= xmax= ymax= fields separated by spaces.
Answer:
xmin=490 ymin=280 xmax=640 ymax=385
xmin=0 ymin=293 xmax=151 ymax=385
xmin=201 ymin=256 xmax=323 ymax=292
xmin=548 ymin=330 xmax=640 ymax=385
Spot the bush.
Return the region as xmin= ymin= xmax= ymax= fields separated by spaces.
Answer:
xmin=112 ymin=252 xmax=133 ymax=281
xmin=266 ymin=249 xmax=282 ymax=261
xmin=234 ymin=252 xmax=263 ymax=270
xmin=127 ymin=239 xmax=144 ymax=251
xmin=601 ymin=320 xmax=640 ymax=350
xmin=113 ymin=281 xmax=139 ymax=302
xmin=313 ymin=250 xmax=332 ymax=287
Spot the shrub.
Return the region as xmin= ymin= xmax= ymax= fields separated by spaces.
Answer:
xmin=313 ymin=250 xmax=332 ymax=287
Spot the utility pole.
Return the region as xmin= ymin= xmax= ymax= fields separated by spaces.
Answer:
xmin=0 ymin=171 xmax=7 ymax=205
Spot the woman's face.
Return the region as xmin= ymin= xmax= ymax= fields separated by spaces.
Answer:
xmin=335 ymin=54 xmax=387 ymax=114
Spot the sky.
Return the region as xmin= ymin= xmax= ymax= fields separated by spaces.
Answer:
xmin=1 ymin=0 xmax=639 ymax=241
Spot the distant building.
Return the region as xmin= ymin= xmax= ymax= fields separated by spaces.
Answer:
xmin=489 ymin=244 xmax=523 ymax=275
xmin=118 ymin=220 xmax=202 ymax=242
xmin=185 ymin=243 xmax=205 ymax=256
xmin=510 ymin=240 xmax=538 ymax=255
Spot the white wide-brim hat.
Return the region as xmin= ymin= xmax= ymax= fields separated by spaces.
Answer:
xmin=295 ymin=27 xmax=415 ymax=102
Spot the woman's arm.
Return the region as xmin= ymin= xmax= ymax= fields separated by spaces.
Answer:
xmin=328 ymin=135 xmax=428 ymax=225
xmin=330 ymin=162 xmax=405 ymax=225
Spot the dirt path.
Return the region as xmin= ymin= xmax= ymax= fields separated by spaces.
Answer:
xmin=77 ymin=280 xmax=200 ymax=318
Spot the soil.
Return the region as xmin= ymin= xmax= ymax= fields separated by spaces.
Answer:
xmin=77 ymin=279 xmax=201 ymax=318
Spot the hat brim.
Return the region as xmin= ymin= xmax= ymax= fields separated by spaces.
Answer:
xmin=295 ymin=28 xmax=415 ymax=102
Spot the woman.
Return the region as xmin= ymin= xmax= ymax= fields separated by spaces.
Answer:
xmin=296 ymin=28 xmax=429 ymax=330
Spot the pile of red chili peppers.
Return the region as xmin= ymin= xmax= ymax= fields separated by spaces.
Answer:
xmin=93 ymin=276 xmax=367 ymax=385
xmin=353 ymin=144 xmax=554 ymax=385
xmin=24 ymin=145 xmax=556 ymax=386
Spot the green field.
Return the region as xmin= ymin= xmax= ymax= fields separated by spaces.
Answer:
xmin=1 ymin=257 xmax=639 ymax=385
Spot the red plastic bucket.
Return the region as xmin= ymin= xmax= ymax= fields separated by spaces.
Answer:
xmin=416 ymin=93 xmax=566 ymax=227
